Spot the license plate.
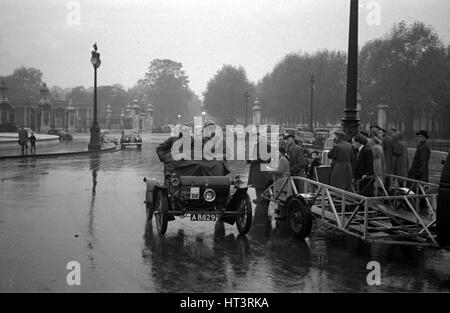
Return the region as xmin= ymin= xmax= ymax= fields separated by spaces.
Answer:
xmin=190 ymin=213 xmax=217 ymax=221
xmin=190 ymin=187 xmax=200 ymax=200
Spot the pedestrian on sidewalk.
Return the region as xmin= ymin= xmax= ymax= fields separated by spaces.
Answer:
xmin=29 ymin=132 xmax=36 ymax=155
xmin=18 ymin=126 xmax=28 ymax=156
xmin=408 ymin=130 xmax=431 ymax=182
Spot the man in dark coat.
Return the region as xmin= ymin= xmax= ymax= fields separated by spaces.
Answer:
xmin=328 ymin=131 xmax=354 ymax=191
xmin=286 ymin=134 xmax=307 ymax=192
xmin=408 ymin=130 xmax=431 ymax=182
xmin=156 ymin=125 xmax=195 ymax=182
xmin=248 ymin=133 xmax=272 ymax=203
xmin=352 ymin=134 xmax=374 ymax=197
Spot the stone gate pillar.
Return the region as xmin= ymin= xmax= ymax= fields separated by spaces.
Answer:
xmin=67 ymin=101 xmax=76 ymax=132
xmin=146 ymin=103 xmax=154 ymax=131
xmin=252 ymin=99 xmax=261 ymax=126
xmin=377 ymin=98 xmax=388 ymax=130
xmin=131 ymin=100 xmax=140 ymax=129
xmin=106 ymin=104 xmax=112 ymax=129
xmin=120 ymin=109 xmax=125 ymax=130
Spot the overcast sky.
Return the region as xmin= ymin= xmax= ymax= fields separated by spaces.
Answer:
xmin=1 ymin=0 xmax=449 ymax=97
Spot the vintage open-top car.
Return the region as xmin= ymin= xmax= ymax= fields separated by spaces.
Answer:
xmin=144 ymin=160 xmax=252 ymax=236
xmin=120 ymin=129 xmax=142 ymax=150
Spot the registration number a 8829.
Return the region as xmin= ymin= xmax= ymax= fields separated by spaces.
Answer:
xmin=190 ymin=213 xmax=217 ymax=221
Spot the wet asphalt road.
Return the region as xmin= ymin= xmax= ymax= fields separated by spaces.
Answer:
xmin=0 ymin=133 xmax=450 ymax=292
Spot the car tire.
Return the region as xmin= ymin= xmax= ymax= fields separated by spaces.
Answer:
xmin=287 ymin=197 xmax=312 ymax=240
xmin=154 ymin=189 xmax=168 ymax=235
xmin=235 ymin=193 xmax=252 ymax=236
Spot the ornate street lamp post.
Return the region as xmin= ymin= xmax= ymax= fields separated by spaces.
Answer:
xmin=342 ymin=0 xmax=360 ymax=139
xmin=39 ymin=83 xmax=51 ymax=132
xmin=408 ymin=94 xmax=414 ymax=136
xmin=310 ymin=75 xmax=315 ymax=132
xmin=88 ymin=43 xmax=102 ymax=151
xmin=244 ymin=91 xmax=250 ymax=126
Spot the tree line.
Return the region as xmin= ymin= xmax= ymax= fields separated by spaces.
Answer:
xmin=2 ymin=21 xmax=449 ymax=134
xmin=1 ymin=59 xmax=201 ymax=127
xmin=202 ymin=21 xmax=450 ymax=136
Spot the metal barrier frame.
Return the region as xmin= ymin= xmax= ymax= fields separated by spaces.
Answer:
xmin=262 ymin=174 xmax=441 ymax=248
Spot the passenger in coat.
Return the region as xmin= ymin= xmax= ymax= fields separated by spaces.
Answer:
xmin=327 ymin=131 xmax=354 ymax=191
xmin=408 ymin=130 xmax=431 ymax=182
xmin=392 ymin=131 xmax=409 ymax=180
xmin=352 ymin=134 xmax=374 ymax=197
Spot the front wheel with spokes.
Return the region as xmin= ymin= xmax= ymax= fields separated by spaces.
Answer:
xmin=154 ymin=189 xmax=168 ymax=235
xmin=235 ymin=193 xmax=252 ymax=236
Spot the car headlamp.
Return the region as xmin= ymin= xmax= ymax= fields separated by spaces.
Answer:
xmin=203 ymin=188 xmax=216 ymax=202
xmin=171 ymin=177 xmax=180 ymax=187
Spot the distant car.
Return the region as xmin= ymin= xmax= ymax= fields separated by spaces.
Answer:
xmin=296 ymin=131 xmax=315 ymax=148
xmin=101 ymin=130 xmax=119 ymax=144
xmin=48 ymin=128 xmax=73 ymax=141
xmin=282 ymin=128 xmax=296 ymax=135
xmin=314 ymin=131 xmax=331 ymax=149
xmin=120 ymin=129 xmax=142 ymax=150
xmin=313 ymin=128 xmax=331 ymax=135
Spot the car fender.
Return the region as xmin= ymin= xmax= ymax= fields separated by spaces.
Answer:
xmin=230 ymin=187 xmax=249 ymax=200
xmin=143 ymin=177 xmax=162 ymax=209
xmin=221 ymin=187 xmax=250 ymax=225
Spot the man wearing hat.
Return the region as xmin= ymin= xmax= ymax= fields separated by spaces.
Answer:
xmin=285 ymin=134 xmax=307 ymax=192
xmin=352 ymin=133 xmax=375 ymax=197
xmin=408 ymin=130 xmax=431 ymax=182
xmin=327 ymin=130 xmax=354 ymax=191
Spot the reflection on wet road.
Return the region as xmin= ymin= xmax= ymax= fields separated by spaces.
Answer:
xmin=0 ymin=133 xmax=449 ymax=292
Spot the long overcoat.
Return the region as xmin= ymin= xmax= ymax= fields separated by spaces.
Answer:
xmin=327 ymin=140 xmax=354 ymax=191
